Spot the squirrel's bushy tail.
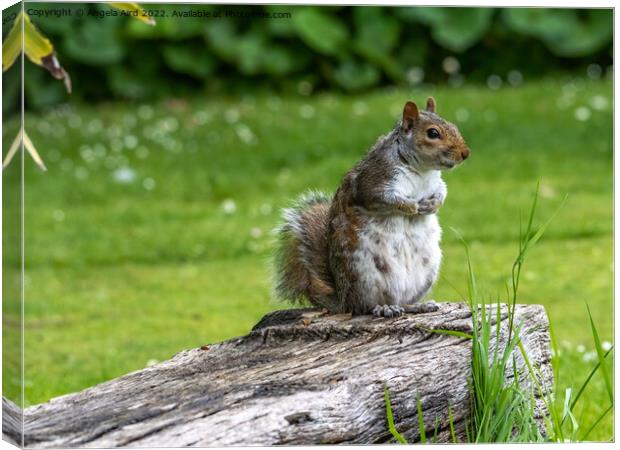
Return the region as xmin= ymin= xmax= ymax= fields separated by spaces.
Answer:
xmin=273 ymin=190 xmax=335 ymax=309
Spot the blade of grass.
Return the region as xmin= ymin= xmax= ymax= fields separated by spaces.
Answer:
xmin=562 ymin=388 xmax=579 ymax=434
xmin=448 ymin=404 xmax=457 ymax=443
xmin=464 ymin=418 xmax=472 ymax=443
xmin=416 ymin=394 xmax=427 ymax=443
xmin=450 ymin=227 xmax=477 ymax=306
xmin=567 ymin=346 xmax=613 ymax=415
xmin=586 ymin=304 xmax=613 ymax=404
xmin=562 ymin=387 xmax=571 ymax=421
xmin=492 ymin=299 xmax=502 ymax=364
xmin=384 ymin=384 xmax=408 ymax=444
xmin=517 ymin=337 xmax=563 ymax=442
xmin=523 ymin=181 xmax=540 ymax=248
xmin=508 ymin=186 xmax=566 ymax=345
xmin=439 ymin=273 xmax=468 ymax=303
xmin=432 ymin=416 xmax=439 ymax=443
xmin=424 ymin=328 xmax=473 ymax=339
xmin=522 ymin=194 xmax=568 ymax=255
xmin=581 ymin=404 xmax=613 ymax=441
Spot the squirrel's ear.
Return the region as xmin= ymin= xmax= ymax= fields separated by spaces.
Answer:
xmin=426 ymin=97 xmax=436 ymax=113
xmin=402 ymin=101 xmax=419 ymax=132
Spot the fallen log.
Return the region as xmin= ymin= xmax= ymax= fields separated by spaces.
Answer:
xmin=2 ymin=302 xmax=552 ymax=447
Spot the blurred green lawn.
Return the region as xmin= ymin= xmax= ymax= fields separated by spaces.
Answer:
xmin=2 ymin=78 xmax=612 ymax=440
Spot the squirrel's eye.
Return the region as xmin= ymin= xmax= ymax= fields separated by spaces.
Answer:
xmin=426 ymin=128 xmax=441 ymax=139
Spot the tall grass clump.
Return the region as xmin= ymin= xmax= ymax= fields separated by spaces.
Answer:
xmin=384 ymin=183 xmax=613 ymax=443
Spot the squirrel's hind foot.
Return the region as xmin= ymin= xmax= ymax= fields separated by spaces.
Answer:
xmin=371 ymin=301 xmax=440 ymax=317
xmin=372 ymin=304 xmax=405 ymax=318
xmin=403 ymin=300 xmax=440 ymax=314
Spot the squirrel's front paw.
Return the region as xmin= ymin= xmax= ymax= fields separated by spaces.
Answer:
xmin=403 ymin=300 xmax=440 ymax=314
xmin=395 ymin=202 xmax=418 ymax=216
xmin=371 ymin=304 xmax=405 ymax=318
xmin=417 ymin=197 xmax=442 ymax=215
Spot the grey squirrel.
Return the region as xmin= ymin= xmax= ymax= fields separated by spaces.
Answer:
xmin=274 ymin=97 xmax=470 ymax=317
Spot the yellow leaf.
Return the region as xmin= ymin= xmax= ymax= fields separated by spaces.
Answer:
xmin=2 ymin=11 xmax=22 ymax=72
xmin=2 ymin=127 xmax=47 ymax=172
xmin=23 ymin=128 xmax=47 ymax=171
xmin=22 ymin=11 xmax=54 ymax=66
xmin=2 ymin=129 xmax=22 ymax=170
xmin=1 ymin=11 xmax=71 ymax=93
xmin=109 ymin=2 xmax=156 ymax=26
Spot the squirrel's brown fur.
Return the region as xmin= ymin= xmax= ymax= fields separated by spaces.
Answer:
xmin=274 ymin=191 xmax=335 ymax=309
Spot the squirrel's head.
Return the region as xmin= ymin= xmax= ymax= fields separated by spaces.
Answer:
xmin=399 ymin=97 xmax=470 ymax=171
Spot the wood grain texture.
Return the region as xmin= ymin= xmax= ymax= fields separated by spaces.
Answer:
xmin=2 ymin=302 xmax=552 ymax=447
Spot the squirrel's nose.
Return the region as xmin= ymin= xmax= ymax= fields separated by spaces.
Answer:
xmin=461 ymin=148 xmax=470 ymax=160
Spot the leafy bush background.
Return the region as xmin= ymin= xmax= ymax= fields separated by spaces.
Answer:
xmin=2 ymin=4 xmax=613 ymax=111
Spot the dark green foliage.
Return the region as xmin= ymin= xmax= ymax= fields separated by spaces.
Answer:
xmin=62 ymin=15 xmax=125 ymax=65
xmin=162 ymin=43 xmax=215 ymax=78
xmin=333 ymin=59 xmax=380 ymax=91
xmin=292 ymin=7 xmax=348 ymax=56
xmin=4 ymin=4 xmax=612 ymax=111
xmin=397 ymin=7 xmax=494 ymax=52
xmin=502 ymin=9 xmax=613 ymax=58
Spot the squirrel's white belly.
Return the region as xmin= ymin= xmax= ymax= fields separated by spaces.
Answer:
xmin=353 ymin=214 xmax=442 ymax=308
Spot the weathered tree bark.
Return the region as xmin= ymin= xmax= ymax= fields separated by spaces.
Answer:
xmin=2 ymin=303 xmax=552 ymax=447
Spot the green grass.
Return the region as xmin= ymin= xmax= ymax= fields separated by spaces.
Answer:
xmin=459 ymin=185 xmax=613 ymax=444
xmin=2 ymin=78 xmax=612 ymax=439
xmin=384 ymin=186 xmax=612 ymax=443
